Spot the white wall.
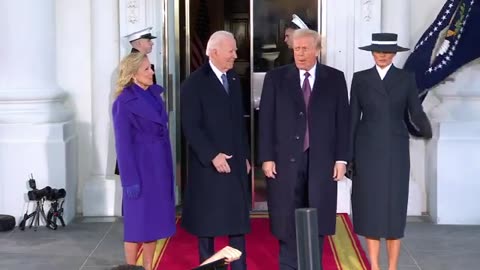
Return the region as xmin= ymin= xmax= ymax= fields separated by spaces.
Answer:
xmin=56 ymin=0 xmax=92 ymax=214
xmin=406 ymin=0 xmax=444 ymax=215
xmin=410 ymin=0 xmax=444 ymax=47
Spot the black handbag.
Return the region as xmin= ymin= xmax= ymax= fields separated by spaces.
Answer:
xmin=345 ymin=162 xmax=355 ymax=179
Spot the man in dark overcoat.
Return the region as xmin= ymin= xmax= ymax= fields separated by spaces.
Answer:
xmin=180 ymin=30 xmax=251 ymax=270
xmin=258 ymin=29 xmax=350 ymax=269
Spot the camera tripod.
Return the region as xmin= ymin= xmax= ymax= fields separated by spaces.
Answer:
xmin=46 ymin=199 xmax=65 ymax=230
xmin=19 ymin=198 xmax=48 ymax=231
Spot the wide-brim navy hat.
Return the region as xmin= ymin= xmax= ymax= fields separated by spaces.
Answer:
xmin=359 ymin=33 xmax=409 ymax=53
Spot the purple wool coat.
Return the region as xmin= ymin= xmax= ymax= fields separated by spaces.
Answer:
xmin=112 ymin=83 xmax=176 ymax=242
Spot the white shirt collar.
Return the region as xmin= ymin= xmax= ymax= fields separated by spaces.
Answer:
xmin=209 ymin=61 xmax=226 ymax=83
xmin=299 ymin=64 xmax=317 ymax=89
xmin=375 ymin=63 xmax=393 ymax=80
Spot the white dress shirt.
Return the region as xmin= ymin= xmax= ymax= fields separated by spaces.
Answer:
xmin=299 ymin=65 xmax=316 ymax=89
xmin=376 ymin=63 xmax=393 ymax=80
xmin=209 ymin=61 xmax=226 ymax=84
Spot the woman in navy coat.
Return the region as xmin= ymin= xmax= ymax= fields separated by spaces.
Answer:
xmin=112 ymin=53 xmax=176 ymax=270
xmin=350 ymin=33 xmax=432 ymax=270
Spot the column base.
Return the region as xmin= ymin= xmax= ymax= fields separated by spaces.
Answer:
xmin=0 ymin=121 xmax=77 ymax=225
xmin=427 ymin=121 xmax=480 ymax=224
xmin=82 ymin=176 xmax=123 ymax=216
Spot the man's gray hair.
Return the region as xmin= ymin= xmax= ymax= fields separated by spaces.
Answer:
xmin=292 ymin=29 xmax=322 ymax=50
xmin=205 ymin=31 xmax=235 ymax=56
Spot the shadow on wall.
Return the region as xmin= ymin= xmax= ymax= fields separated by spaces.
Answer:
xmin=46 ymin=92 xmax=77 ymax=224
xmin=109 ymin=66 xmax=122 ymax=216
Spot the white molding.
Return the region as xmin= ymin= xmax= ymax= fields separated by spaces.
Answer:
xmin=354 ymin=0 xmax=381 ymax=72
xmin=127 ymin=0 xmax=140 ymax=24
xmin=362 ymin=0 xmax=374 ymax=22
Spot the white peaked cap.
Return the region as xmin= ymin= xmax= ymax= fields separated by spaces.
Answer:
xmin=125 ymin=27 xmax=157 ymax=42
xmin=292 ymin=14 xmax=309 ymax=29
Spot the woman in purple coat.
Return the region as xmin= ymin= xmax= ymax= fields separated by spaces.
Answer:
xmin=112 ymin=52 xmax=176 ymax=270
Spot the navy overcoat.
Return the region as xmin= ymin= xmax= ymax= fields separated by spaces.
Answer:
xmin=180 ymin=63 xmax=250 ymax=237
xmin=258 ymin=63 xmax=350 ymax=240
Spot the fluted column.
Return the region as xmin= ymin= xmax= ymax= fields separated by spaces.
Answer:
xmin=0 ymin=0 xmax=76 ymax=224
xmin=381 ymin=0 xmax=410 ymax=66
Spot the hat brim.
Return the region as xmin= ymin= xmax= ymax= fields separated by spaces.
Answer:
xmin=130 ymin=34 xmax=157 ymax=42
xmin=359 ymin=44 xmax=409 ymax=53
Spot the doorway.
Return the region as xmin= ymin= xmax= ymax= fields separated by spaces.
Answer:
xmin=179 ymin=0 xmax=321 ymax=211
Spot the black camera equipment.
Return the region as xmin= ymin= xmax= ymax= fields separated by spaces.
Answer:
xmin=46 ymin=188 xmax=66 ymax=230
xmin=27 ymin=186 xmax=52 ymax=201
xmin=19 ymin=174 xmax=67 ymax=231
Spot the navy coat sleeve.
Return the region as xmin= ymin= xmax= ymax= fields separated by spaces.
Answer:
xmin=349 ymin=73 xmax=361 ymax=162
xmin=258 ymin=71 xmax=275 ymax=163
xmin=334 ymin=71 xmax=351 ymax=162
xmin=406 ymin=73 xmax=432 ymax=139
xmin=112 ymin=99 xmax=141 ymax=187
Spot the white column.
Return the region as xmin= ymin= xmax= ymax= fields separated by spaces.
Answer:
xmin=381 ymin=0 xmax=410 ymax=66
xmin=383 ymin=0 xmax=427 ymax=216
xmin=82 ymin=0 xmax=121 ymax=216
xmin=426 ymin=58 xmax=480 ymax=224
xmin=0 ymin=0 xmax=76 ymax=224
xmin=339 ymin=0 xmax=382 ymax=214
xmin=0 ymin=0 xmax=72 ymax=123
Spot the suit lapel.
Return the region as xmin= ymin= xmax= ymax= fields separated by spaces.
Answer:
xmin=309 ymin=63 xmax=329 ymax=104
xmin=226 ymin=69 xmax=239 ymax=96
xmin=203 ymin=63 xmax=230 ymax=97
xmin=382 ymin=65 xmax=401 ymax=94
xmin=368 ymin=67 xmax=388 ymax=96
xmin=124 ymin=85 xmax=164 ymax=124
xmin=286 ymin=65 xmax=305 ymax=111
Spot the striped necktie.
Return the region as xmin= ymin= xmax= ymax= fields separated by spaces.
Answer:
xmin=221 ymin=73 xmax=229 ymax=93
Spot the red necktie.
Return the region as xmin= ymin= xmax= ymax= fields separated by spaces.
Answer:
xmin=303 ymin=72 xmax=311 ymax=151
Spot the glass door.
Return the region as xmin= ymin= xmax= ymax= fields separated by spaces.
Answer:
xmin=159 ymin=0 xmax=182 ymax=205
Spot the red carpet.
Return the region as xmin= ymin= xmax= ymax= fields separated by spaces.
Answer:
xmin=138 ymin=214 xmax=370 ymax=269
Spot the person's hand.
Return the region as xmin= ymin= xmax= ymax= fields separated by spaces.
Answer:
xmin=246 ymin=159 xmax=251 ymax=174
xmin=262 ymin=161 xmax=277 ymax=179
xmin=199 ymin=246 xmax=242 ymax=266
xmin=212 ymin=153 xmax=233 ymax=173
xmin=220 ymin=246 xmax=242 ymax=263
xmin=124 ymin=184 xmax=141 ymax=199
xmin=333 ymin=162 xmax=347 ymax=181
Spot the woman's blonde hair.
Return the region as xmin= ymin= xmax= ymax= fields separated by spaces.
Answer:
xmin=115 ymin=52 xmax=147 ymax=97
